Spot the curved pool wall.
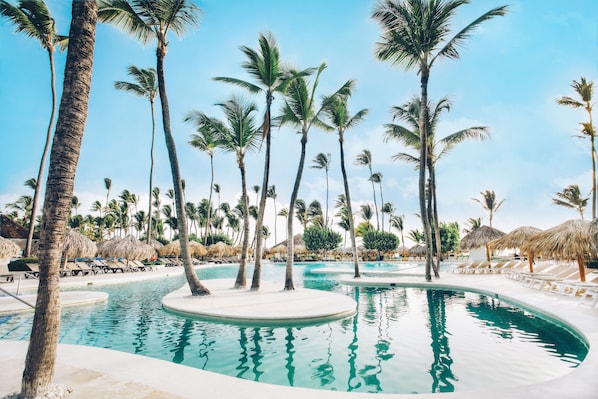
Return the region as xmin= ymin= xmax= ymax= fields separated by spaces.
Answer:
xmin=0 ymin=264 xmax=592 ymax=396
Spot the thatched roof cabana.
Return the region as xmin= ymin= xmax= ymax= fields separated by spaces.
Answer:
xmin=488 ymin=226 xmax=542 ymax=271
xmin=409 ymin=244 xmax=426 ymax=256
xmin=207 ymin=241 xmax=232 ymax=258
xmin=460 ymin=225 xmax=505 ymax=261
xmin=0 ymin=236 xmax=20 ymax=260
xmin=159 ymin=239 xmax=207 ymax=257
xmin=101 ymin=234 xmax=156 ymax=261
xmin=522 ymin=219 xmax=592 ymax=282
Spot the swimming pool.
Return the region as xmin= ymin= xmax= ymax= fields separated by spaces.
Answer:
xmin=0 ymin=262 xmax=588 ymax=394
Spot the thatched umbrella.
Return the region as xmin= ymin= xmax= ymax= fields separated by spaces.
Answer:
xmin=149 ymin=239 xmax=164 ymax=251
xmin=62 ymin=229 xmax=97 ymax=259
xmin=409 ymin=244 xmax=426 ymax=257
xmin=269 ymin=244 xmax=287 ymax=255
xmin=97 ymin=237 xmax=121 ymax=257
xmin=0 ymin=236 xmax=20 ymax=260
xmin=522 ymin=219 xmax=592 ymax=282
xmin=460 ymin=225 xmax=505 ymax=261
xmin=207 ymin=241 xmax=232 ymax=259
xmin=488 ymin=226 xmax=542 ymax=272
xmin=159 ymin=239 xmax=207 ymax=257
xmin=101 ymin=234 xmax=156 ymax=261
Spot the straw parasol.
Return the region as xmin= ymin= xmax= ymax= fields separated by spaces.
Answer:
xmin=149 ymin=239 xmax=164 ymax=251
xmin=207 ymin=241 xmax=232 ymax=259
xmin=409 ymin=244 xmax=426 ymax=257
xmin=159 ymin=239 xmax=207 ymax=257
xmin=488 ymin=226 xmax=542 ymax=272
xmin=460 ymin=225 xmax=505 ymax=261
xmin=62 ymin=229 xmax=97 ymax=259
xmin=97 ymin=237 xmax=121 ymax=257
xmin=0 ymin=236 xmax=20 ymax=260
xmin=269 ymin=244 xmax=287 ymax=255
xmin=522 ymin=219 xmax=592 ymax=282
xmin=101 ymin=234 xmax=156 ymax=261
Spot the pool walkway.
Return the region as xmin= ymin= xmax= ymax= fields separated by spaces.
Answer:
xmin=1 ymin=265 xmax=597 ymax=398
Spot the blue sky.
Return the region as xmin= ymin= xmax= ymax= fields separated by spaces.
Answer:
xmin=1 ymin=0 xmax=597 ymax=248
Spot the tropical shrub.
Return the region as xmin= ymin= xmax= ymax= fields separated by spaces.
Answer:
xmin=303 ymin=226 xmax=342 ymax=252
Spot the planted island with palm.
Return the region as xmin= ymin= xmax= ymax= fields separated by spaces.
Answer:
xmin=1 ymin=1 xmax=596 ymax=397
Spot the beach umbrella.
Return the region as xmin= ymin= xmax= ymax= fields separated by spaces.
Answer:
xmin=62 ymin=229 xmax=97 ymax=259
xmin=460 ymin=225 xmax=505 ymax=261
xmin=488 ymin=226 xmax=542 ymax=271
xmin=101 ymin=234 xmax=156 ymax=261
xmin=207 ymin=241 xmax=232 ymax=259
xmin=409 ymin=244 xmax=426 ymax=257
xmin=522 ymin=219 xmax=592 ymax=282
xmin=269 ymin=244 xmax=287 ymax=255
xmin=159 ymin=239 xmax=207 ymax=257
xmin=0 ymin=236 xmax=20 ymax=260
xmin=97 ymin=237 xmax=121 ymax=257
xmin=149 ymin=239 xmax=164 ymax=251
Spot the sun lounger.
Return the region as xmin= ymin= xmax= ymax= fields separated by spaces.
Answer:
xmin=60 ymin=261 xmax=79 ymax=277
xmin=547 ymin=274 xmax=598 ymax=296
xmin=24 ymin=263 xmax=40 ymax=278
xmin=104 ymin=259 xmax=127 ymax=273
xmin=450 ymin=262 xmax=470 ymax=273
xmin=506 ymin=262 xmax=557 ymax=281
xmin=75 ymin=261 xmax=95 ymax=276
xmin=487 ymin=260 xmax=511 ymax=274
xmin=0 ymin=264 xmax=15 ymax=283
xmin=462 ymin=261 xmax=491 ymax=274
xmin=523 ymin=266 xmax=581 ymax=290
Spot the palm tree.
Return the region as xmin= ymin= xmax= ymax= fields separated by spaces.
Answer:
xmin=294 ymin=199 xmax=308 ymax=232
xmin=114 ymin=65 xmax=158 ymax=244
xmin=553 ymin=184 xmax=588 ymax=220
xmin=276 ymin=62 xmax=327 ymax=290
xmin=473 ymin=190 xmax=504 ymax=228
xmin=355 ymin=149 xmax=380 ymax=230
xmin=556 ymin=77 xmax=596 ymax=219
xmin=186 ymin=119 xmax=217 ymax=245
xmin=463 ymin=217 xmax=482 ymax=234
xmin=382 ymin=201 xmax=394 ymax=232
xmin=252 ymin=185 xmax=260 ymax=207
xmin=372 ymin=0 xmax=507 ymax=281
xmin=213 ymin=32 xmax=295 ymax=290
xmin=1 ymin=0 xmax=68 ymax=257
xmin=266 ymin=185 xmax=278 ymax=244
xmin=99 ymin=0 xmax=209 ymax=295
xmin=320 ymin=81 xmax=368 ymax=278
xmin=390 ymin=214 xmax=406 ymax=256
xmin=371 ymin=172 xmax=385 ymax=228
xmin=191 ymin=96 xmax=260 ymax=288
xmin=310 ymin=152 xmax=332 ymax=227
xmin=20 ymin=2 xmax=96 ymax=396
xmin=385 ymin=95 xmax=489 ymax=266
xmin=278 ymin=207 xmax=289 ymax=241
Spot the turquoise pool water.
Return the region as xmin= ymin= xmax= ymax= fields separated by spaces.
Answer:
xmin=0 ymin=262 xmax=588 ymax=394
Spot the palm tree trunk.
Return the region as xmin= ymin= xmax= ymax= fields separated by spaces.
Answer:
xmin=285 ymin=132 xmax=309 ymax=290
xmin=369 ymin=166 xmax=380 ymax=230
xmin=429 ymin=160 xmax=440 ymax=277
xmin=419 ymin=69 xmax=433 ymax=282
xmin=340 ymin=134 xmax=360 ymax=278
xmin=146 ymin=100 xmax=155 ymax=244
xmin=251 ymin=112 xmax=271 ymax=290
xmin=21 ymin=3 xmax=97 ymax=396
xmin=591 ymin=134 xmax=596 ymax=220
xmin=204 ymin=154 xmax=214 ymax=245
xmin=235 ymin=157 xmax=250 ymax=288
xmin=25 ymin=48 xmax=58 ymax=257
xmin=156 ymin=45 xmax=209 ymax=296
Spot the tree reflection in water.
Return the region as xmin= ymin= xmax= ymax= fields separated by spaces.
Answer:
xmin=427 ymin=289 xmax=457 ymax=392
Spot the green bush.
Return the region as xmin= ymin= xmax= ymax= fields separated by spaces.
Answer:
xmin=363 ymin=230 xmax=399 ymax=253
xmin=303 ymin=226 xmax=342 ymax=252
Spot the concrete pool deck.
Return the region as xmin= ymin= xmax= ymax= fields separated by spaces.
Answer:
xmin=0 ymin=265 xmax=597 ymax=398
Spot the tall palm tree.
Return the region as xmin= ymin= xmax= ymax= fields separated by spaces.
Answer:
xmin=390 ymin=214 xmax=406 ymax=256
xmin=355 ymin=149 xmax=380 ymax=230
xmin=266 ymin=185 xmax=278 ymax=244
xmin=99 ymin=0 xmax=209 ymax=295
xmin=382 ymin=201 xmax=394 ymax=232
xmin=278 ymin=207 xmax=289 ymax=242
xmin=371 ymin=171 xmax=384 ymax=228
xmin=294 ymin=199 xmax=308 ymax=232
xmin=114 ymin=65 xmax=158 ymax=244
xmin=473 ymin=190 xmax=504 ymax=228
xmin=20 ymin=2 xmax=96 ymax=397
xmin=277 ymin=63 xmax=343 ymax=289
xmin=556 ymin=77 xmax=596 ymax=219
xmin=372 ymin=0 xmax=507 ymax=281
xmin=463 ymin=217 xmax=482 ymax=234
xmin=310 ymin=152 xmax=332 ymax=227
xmin=321 ymin=81 xmax=368 ymax=278
xmin=385 ymin=95 xmax=489 ymax=267
xmin=553 ymin=184 xmax=588 ymax=220
xmin=213 ymin=32 xmax=295 ymax=290
xmin=1 ymin=0 xmax=68 ymax=257
xmin=191 ymin=96 xmax=261 ymax=288
xmin=186 ymin=120 xmax=217 ymax=245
